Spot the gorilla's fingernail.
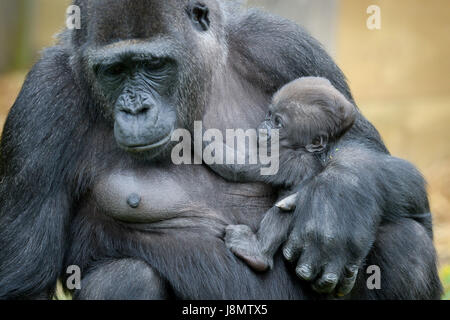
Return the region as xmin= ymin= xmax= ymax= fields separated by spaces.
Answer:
xmin=296 ymin=265 xmax=312 ymax=279
xmin=283 ymin=247 xmax=293 ymax=260
xmin=344 ymin=265 xmax=359 ymax=277
xmin=323 ymin=273 xmax=338 ymax=284
xmin=127 ymin=193 xmax=141 ymax=209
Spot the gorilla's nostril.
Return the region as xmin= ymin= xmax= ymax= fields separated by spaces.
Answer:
xmin=121 ymin=108 xmax=133 ymax=115
xmin=120 ymin=105 xmax=150 ymax=116
xmin=137 ymin=106 xmax=150 ymax=115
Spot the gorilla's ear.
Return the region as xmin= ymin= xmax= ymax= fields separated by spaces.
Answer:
xmin=187 ymin=2 xmax=211 ymax=32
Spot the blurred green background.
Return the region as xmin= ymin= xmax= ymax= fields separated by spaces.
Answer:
xmin=0 ymin=0 xmax=449 ymax=299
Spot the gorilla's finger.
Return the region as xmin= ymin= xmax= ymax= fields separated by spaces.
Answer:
xmin=311 ymin=264 xmax=341 ymax=294
xmin=336 ymin=265 xmax=359 ymax=297
xmin=296 ymin=264 xmax=319 ymax=281
xmin=312 ymin=273 xmax=339 ymax=294
xmin=295 ymin=250 xmax=320 ymax=281
xmin=282 ymin=234 xmax=302 ymax=262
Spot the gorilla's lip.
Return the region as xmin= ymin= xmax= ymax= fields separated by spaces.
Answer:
xmin=119 ymin=131 xmax=173 ymax=152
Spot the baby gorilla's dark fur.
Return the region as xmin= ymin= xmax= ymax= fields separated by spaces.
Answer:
xmin=223 ymin=77 xmax=357 ymax=271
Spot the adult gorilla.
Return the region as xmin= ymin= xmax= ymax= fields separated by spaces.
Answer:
xmin=0 ymin=0 xmax=441 ymax=299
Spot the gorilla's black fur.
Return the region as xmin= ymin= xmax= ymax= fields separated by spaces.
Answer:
xmin=0 ymin=0 xmax=442 ymax=299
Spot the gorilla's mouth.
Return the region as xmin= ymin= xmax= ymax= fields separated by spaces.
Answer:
xmin=113 ymin=103 xmax=177 ymax=156
xmin=117 ymin=130 xmax=173 ymax=153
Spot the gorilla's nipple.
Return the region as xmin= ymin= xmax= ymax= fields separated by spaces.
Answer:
xmin=127 ymin=193 xmax=142 ymax=209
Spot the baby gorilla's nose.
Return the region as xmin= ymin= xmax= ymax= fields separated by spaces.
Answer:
xmin=257 ymin=121 xmax=272 ymax=141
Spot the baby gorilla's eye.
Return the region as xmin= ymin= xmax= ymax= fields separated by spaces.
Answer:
xmin=312 ymin=136 xmax=323 ymax=146
xmin=274 ymin=115 xmax=283 ymax=128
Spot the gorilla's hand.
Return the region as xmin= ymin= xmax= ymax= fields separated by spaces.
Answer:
xmin=281 ymin=162 xmax=380 ymax=297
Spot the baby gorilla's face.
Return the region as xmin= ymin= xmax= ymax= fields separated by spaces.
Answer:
xmin=262 ymin=76 xmax=357 ymax=154
xmin=259 ymin=103 xmax=326 ymax=153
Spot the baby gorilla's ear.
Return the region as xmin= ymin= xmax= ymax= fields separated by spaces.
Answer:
xmin=337 ymin=95 xmax=357 ymax=132
xmin=305 ymin=135 xmax=328 ymax=153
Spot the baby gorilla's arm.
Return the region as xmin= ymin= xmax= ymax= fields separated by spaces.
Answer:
xmin=225 ymin=194 xmax=295 ymax=272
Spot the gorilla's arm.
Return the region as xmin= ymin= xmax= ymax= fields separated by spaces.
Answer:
xmin=0 ymin=47 xmax=87 ymax=299
xmin=281 ymin=143 xmax=432 ymax=296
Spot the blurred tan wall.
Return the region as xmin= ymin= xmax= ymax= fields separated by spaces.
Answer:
xmin=0 ymin=0 xmax=70 ymax=71
xmin=338 ymin=0 xmax=450 ymax=101
xmin=32 ymin=0 xmax=71 ymax=50
xmin=247 ymin=0 xmax=338 ymax=56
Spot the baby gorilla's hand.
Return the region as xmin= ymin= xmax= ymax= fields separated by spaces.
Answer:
xmin=225 ymin=225 xmax=272 ymax=272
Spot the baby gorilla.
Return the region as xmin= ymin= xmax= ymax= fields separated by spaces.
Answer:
xmin=223 ymin=77 xmax=357 ymax=272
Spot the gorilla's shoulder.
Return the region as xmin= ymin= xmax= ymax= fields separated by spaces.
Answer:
xmin=225 ymin=7 xmax=350 ymax=98
xmin=9 ymin=43 xmax=78 ymax=118
xmin=1 ymin=43 xmax=87 ymax=165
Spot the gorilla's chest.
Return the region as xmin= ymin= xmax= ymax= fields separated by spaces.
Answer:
xmin=91 ymin=163 xmax=274 ymax=228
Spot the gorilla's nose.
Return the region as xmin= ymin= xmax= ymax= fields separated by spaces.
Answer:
xmin=117 ymin=92 xmax=153 ymax=116
xmin=119 ymin=103 xmax=151 ymax=116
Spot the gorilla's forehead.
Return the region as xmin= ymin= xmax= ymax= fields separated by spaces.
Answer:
xmin=84 ymin=38 xmax=183 ymax=67
xmin=84 ymin=0 xmax=189 ymax=44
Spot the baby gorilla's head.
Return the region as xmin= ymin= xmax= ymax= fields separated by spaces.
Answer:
xmin=260 ymin=77 xmax=356 ymax=153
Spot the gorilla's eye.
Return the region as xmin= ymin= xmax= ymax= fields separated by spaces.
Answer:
xmin=274 ymin=115 xmax=283 ymax=128
xmin=187 ymin=2 xmax=210 ymax=32
xmin=143 ymin=57 xmax=165 ymax=71
xmin=104 ymin=63 xmax=126 ymax=77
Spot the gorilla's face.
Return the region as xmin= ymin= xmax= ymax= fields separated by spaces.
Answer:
xmin=79 ymin=0 xmax=221 ymax=159
xmin=91 ymin=43 xmax=179 ymax=157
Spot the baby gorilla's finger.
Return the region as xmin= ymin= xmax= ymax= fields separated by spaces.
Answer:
xmin=335 ymin=264 xmax=359 ymax=297
xmin=231 ymin=249 xmax=270 ymax=272
xmin=275 ymin=193 xmax=299 ymax=212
